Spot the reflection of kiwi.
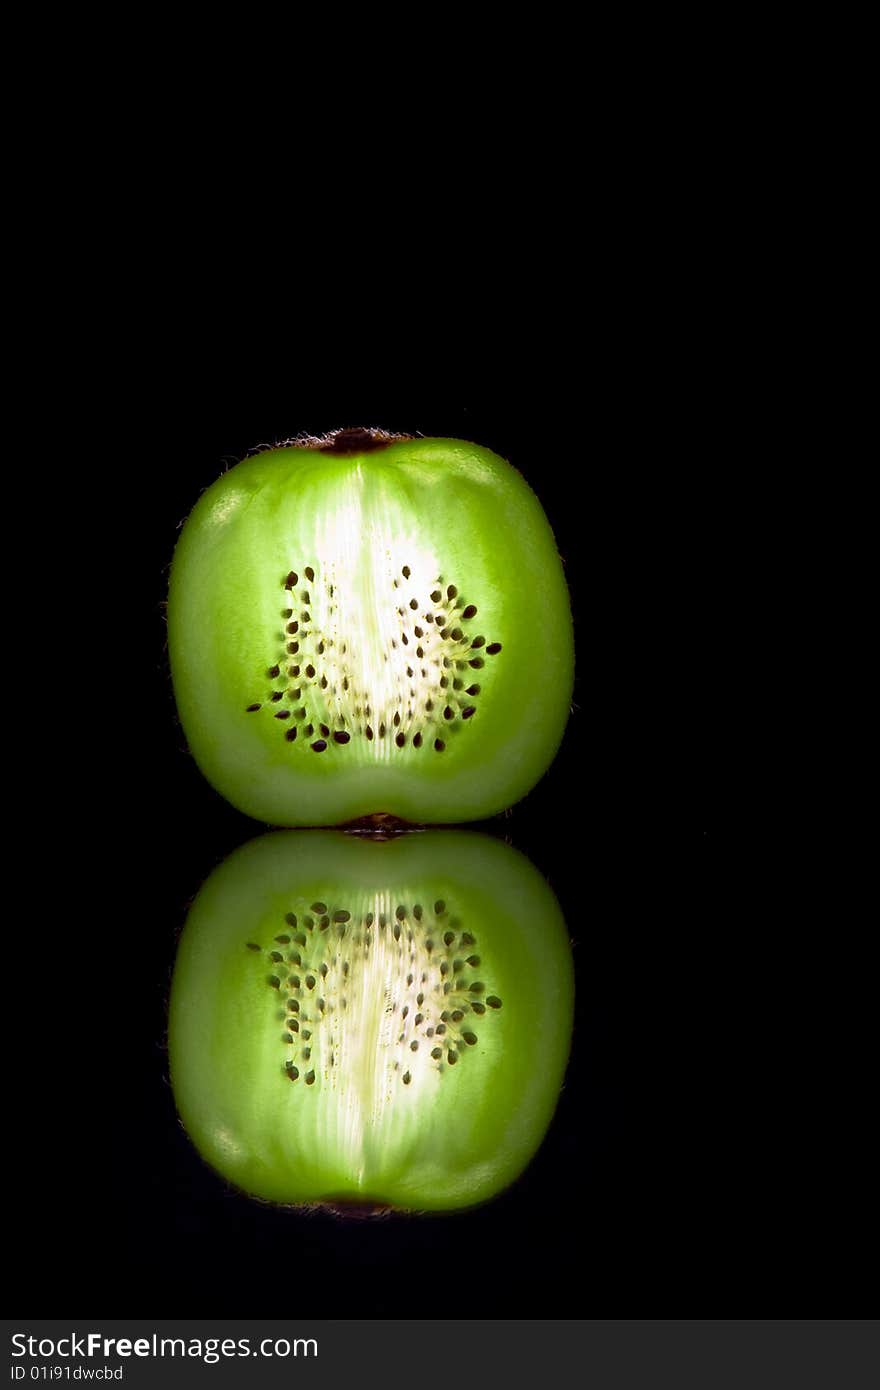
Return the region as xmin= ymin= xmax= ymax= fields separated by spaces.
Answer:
xmin=168 ymin=830 xmax=573 ymax=1212
xmin=167 ymin=433 xmax=573 ymax=825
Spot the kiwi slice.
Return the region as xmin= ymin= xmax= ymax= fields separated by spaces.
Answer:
xmin=167 ymin=430 xmax=573 ymax=825
xmin=168 ymin=829 xmax=573 ymax=1212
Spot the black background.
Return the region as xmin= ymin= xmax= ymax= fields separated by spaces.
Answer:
xmin=14 ymin=326 xmax=855 ymax=1318
xmin=5 ymin=13 xmax=871 ymax=1327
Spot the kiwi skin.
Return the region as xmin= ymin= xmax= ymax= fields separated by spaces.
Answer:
xmin=281 ymin=426 xmax=412 ymax=453
xmin=167 ymin=434 xmax=574 ymax=826
xmin=168 ymin=829 xmax=574 ymax=1213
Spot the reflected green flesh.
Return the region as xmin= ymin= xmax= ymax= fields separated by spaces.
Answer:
xmin=168 ymin=439 xmax=573 ymax=824
xmin=168 ymin=831 xmax=573 ymax=1211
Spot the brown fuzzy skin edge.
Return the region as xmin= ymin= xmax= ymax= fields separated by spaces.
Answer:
xmin=268 ymin=427 xmax=414 ymax=454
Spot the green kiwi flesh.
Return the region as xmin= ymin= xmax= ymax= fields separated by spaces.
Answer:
xmin=167 ymin=434 xmax=574 ymax=825
xmin=168 ymin=829 xmax=574 ymax=1212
